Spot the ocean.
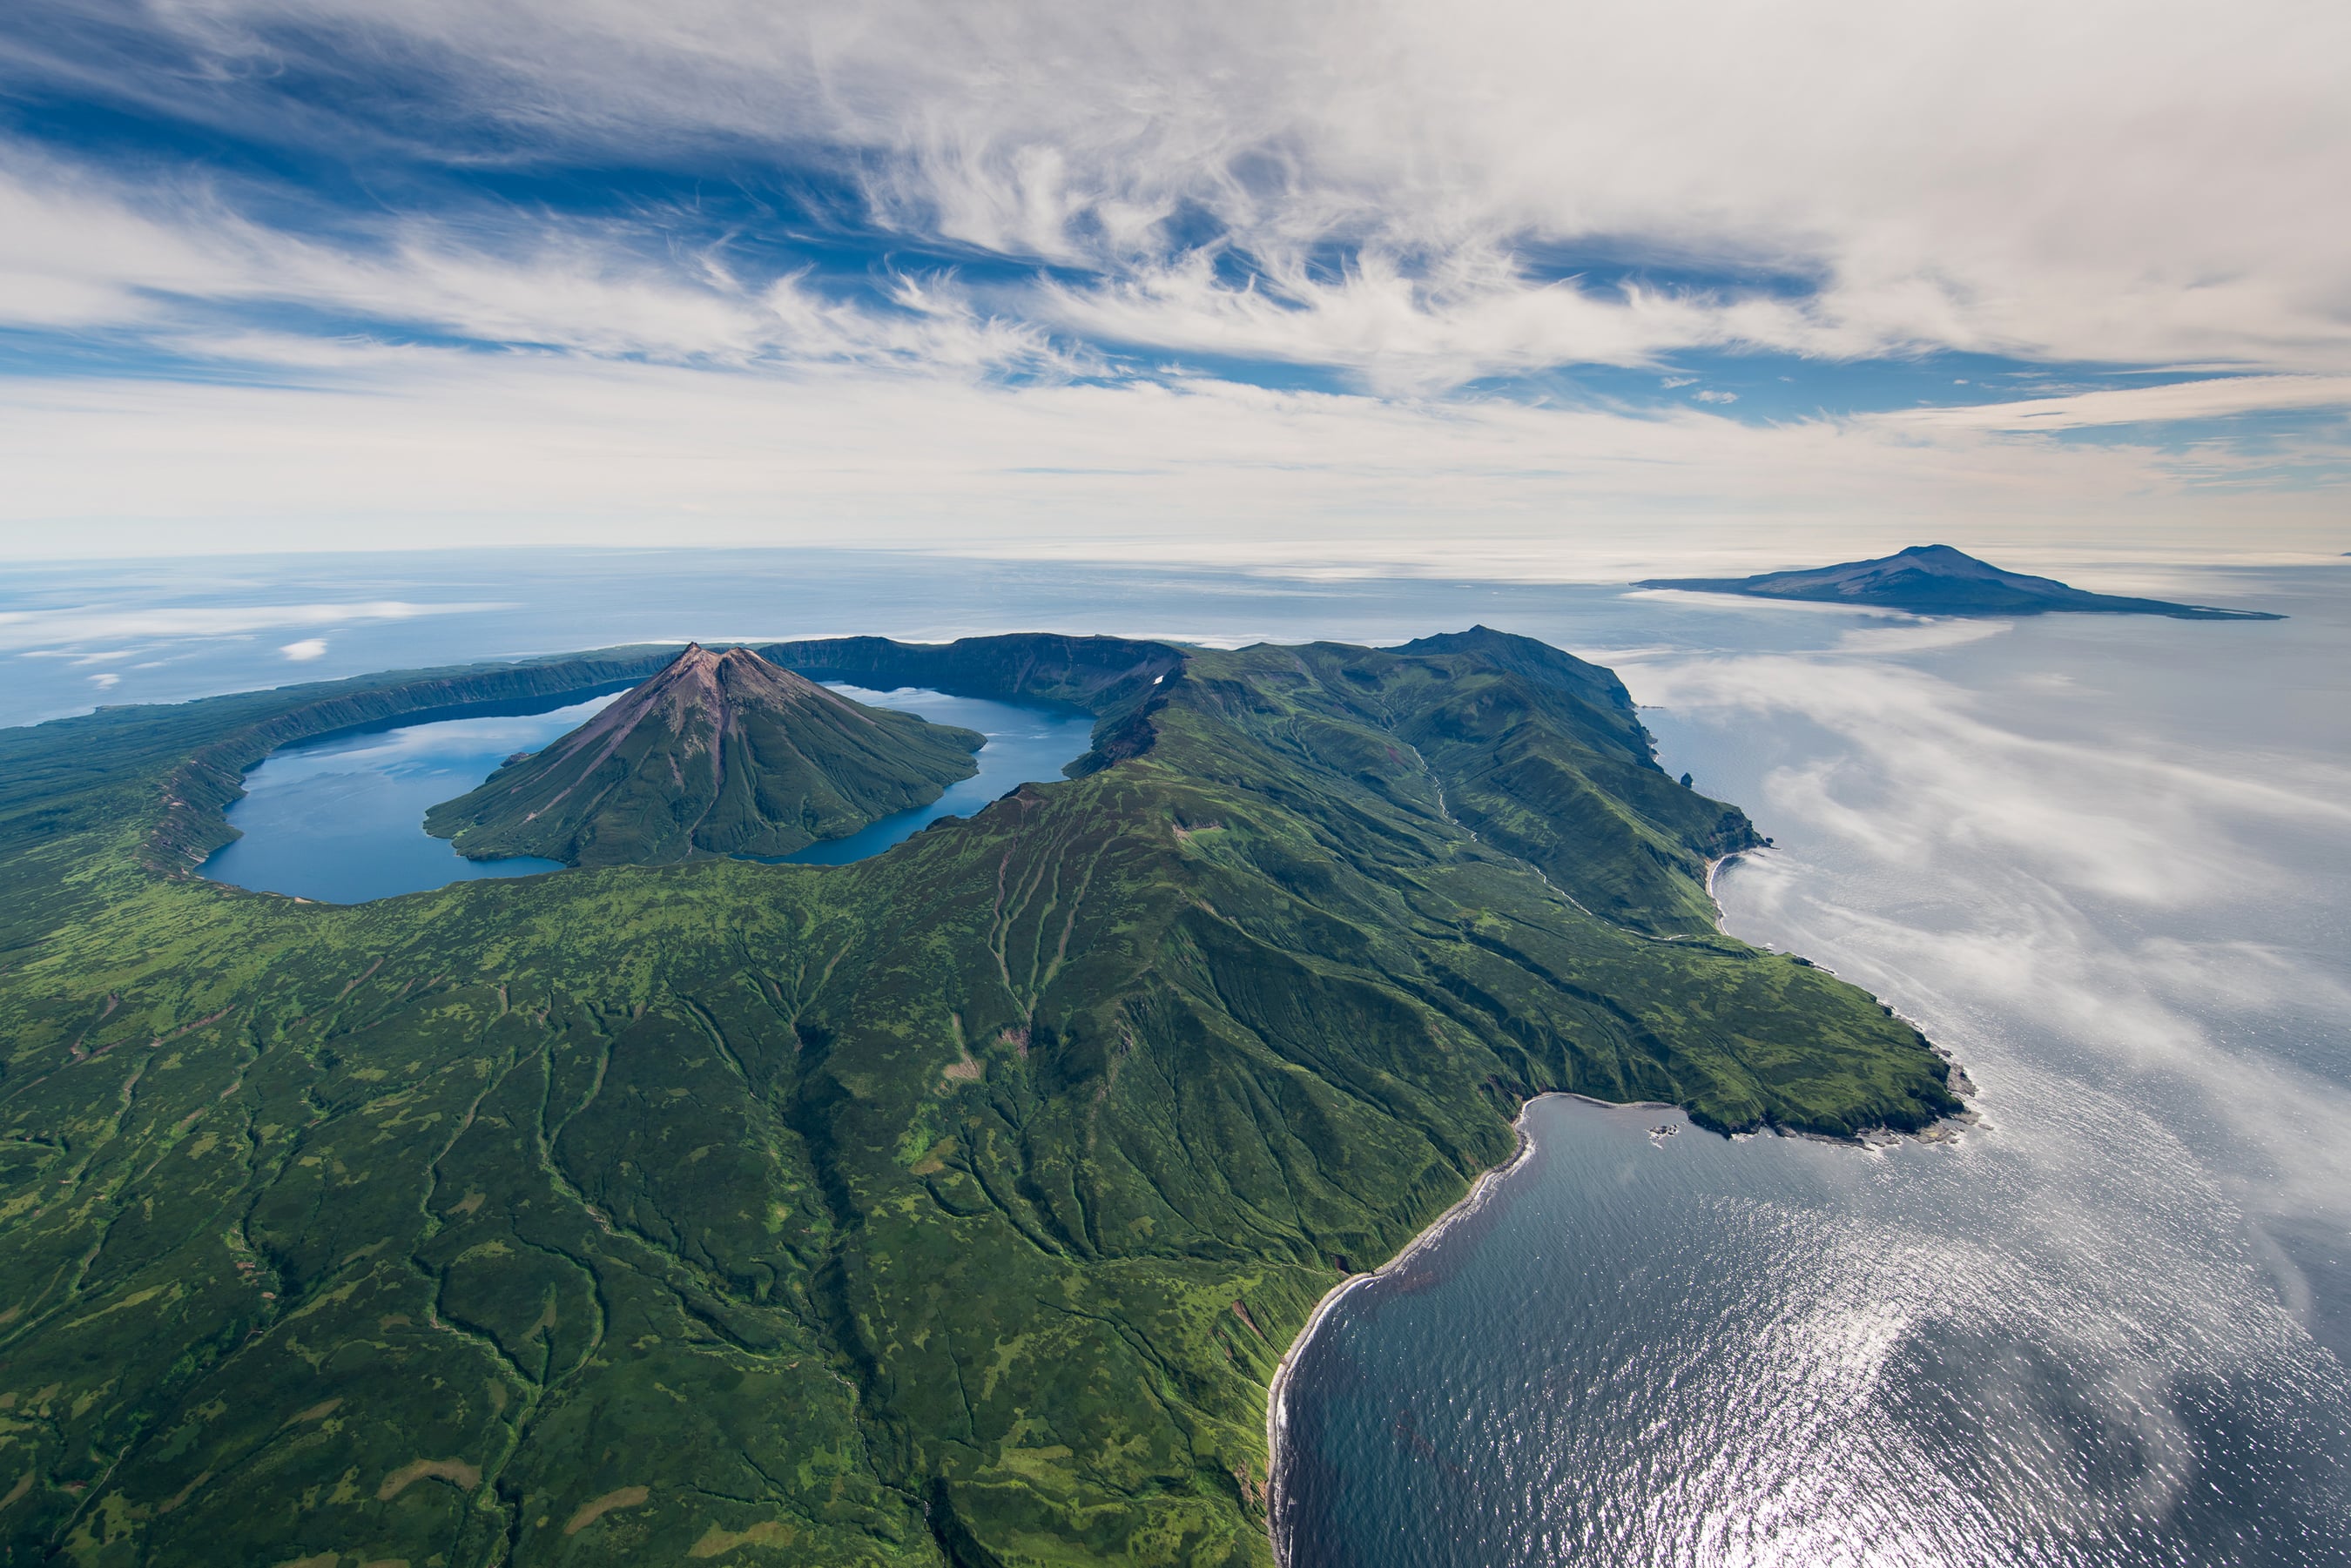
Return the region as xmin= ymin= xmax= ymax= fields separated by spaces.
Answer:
xmin=1275 ymin=569 xmax=2351 ymax=1567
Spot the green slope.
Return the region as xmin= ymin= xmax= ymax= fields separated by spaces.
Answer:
xmin=424 ymin=644 xmax=985 ymax=866
xmin=0 ymin=630 xmax=1959 ymax=1566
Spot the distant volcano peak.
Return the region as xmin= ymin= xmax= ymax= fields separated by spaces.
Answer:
xmin=1883 ymin=544 xmax=2011 ymax=576
xmin=1635 ymin=545 xmax=2280 ymax=620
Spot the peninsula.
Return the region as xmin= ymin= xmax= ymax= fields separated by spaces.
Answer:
xmin=1637 ymin=542 xmax=2282 ymax=619
xmin=0 ymin=629 xmax=1961 ymax=1566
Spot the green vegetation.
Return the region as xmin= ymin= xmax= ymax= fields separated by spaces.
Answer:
xmin=0 ymin=628 xmax=1957 ymax=1566
xmin=425 ymin=644 xmax=983 ymax=865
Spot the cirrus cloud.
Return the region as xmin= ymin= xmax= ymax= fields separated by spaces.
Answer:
xmin=0 ymin=0 xmax=2343 ymax=557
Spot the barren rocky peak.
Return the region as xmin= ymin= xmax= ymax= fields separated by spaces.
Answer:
xmin=629 ymin=643 xmax=843 ymax=727
xmin=535 ymin=644 xmax=834 ymax=772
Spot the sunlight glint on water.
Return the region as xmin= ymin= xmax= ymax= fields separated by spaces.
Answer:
xmin=1274 ymin=591 xmax=2351 ymax=1568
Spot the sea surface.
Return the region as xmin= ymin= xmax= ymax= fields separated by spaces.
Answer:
xmin=10 ymin=549 xmax=2349 ymax=1563
xmin=199 ymin=683 xmax=1095 ymax=901
xmin=1276 ymin=577 xmax=2351 ymax=1567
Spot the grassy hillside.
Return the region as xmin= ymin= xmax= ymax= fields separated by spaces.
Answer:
xmin=0 ymin=630 xmax=1957 ymax=1566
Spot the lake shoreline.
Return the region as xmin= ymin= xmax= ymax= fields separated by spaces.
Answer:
xmin=200 ymin=682 xmax=1092 ymax=900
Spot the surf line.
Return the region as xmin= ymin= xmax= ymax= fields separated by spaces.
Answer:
xmin=1262 ymin=1091 xmax=1672 ymax=1550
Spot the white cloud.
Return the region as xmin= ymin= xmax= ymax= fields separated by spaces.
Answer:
xmin=1878 ymin=374 xmax=2351 ymax=432
xmin=1632 ymin=634 xmax=2351 ymax=1269
xmin=1034 ymin=250 xmax=1845 ymax=390
xmin=280 ymin=637 xmax=327 ymax=660
xmin=0 ymin=598 xmax=508 ymax=651
xmin=8 ymin=0 xmax=2351 ymax=392
xmin=0 ymin=343 xmax=2342 ymax=568
xmin=1693 ymin=389 xmax=1738 ymax=404
xmin=0 ymin=152 xmax=245 ymax=328
xmin=79 ymin=0 xmax=2348 ymax=378
xmin=0 ymin=156 xmax=1076 ymax=377
xmin=0 ymin=0 xmax=2344 ymax=554
xmin=1829 ymin=620 xmax=2011 ymax=656
xmin=1635 ymin=651 xmax=2351 ymax=907
xmin=1620 ymin=589 xmax=1920 ymax=620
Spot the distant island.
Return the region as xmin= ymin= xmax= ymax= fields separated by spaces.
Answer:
xmin=1637 ymin=543 xmax=2283 ymax=619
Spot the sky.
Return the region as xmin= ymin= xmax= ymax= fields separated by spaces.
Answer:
xmin=1 ymin=0 xmax=2347 ymax=572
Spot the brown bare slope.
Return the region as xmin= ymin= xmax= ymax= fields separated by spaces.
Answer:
xmin=424 ymin=643 xmax=982 ymax=865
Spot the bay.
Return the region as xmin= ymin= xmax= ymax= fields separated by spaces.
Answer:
xmin=1275 ymin=572 xmax=2351 ymax=1567
xmin=771 ymin=686 xmax=1097 ymax=865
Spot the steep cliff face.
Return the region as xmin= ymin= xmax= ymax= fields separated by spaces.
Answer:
xmin=424 ymin=644 xmax=983 ymax=865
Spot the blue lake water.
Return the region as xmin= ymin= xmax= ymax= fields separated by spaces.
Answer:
xmin=772 ymin=686 xmax=1097 ymax=865
xmin=198 ymin=694 xmax=618 ymax=904
xmin=199 ymin=683 xmax=1095 ymax=901
xmin=16 ymin=551 xmax=2351 ymax=1562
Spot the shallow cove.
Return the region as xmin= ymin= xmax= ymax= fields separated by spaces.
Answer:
xmin=201 ymin=683 xmax=1094 ymax=902
xmin=1277 ymin=1094 xmax=2280 ymax=1568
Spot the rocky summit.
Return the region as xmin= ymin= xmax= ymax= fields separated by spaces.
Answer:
xmin=424 ymin=643 xmax=983 ymax=866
